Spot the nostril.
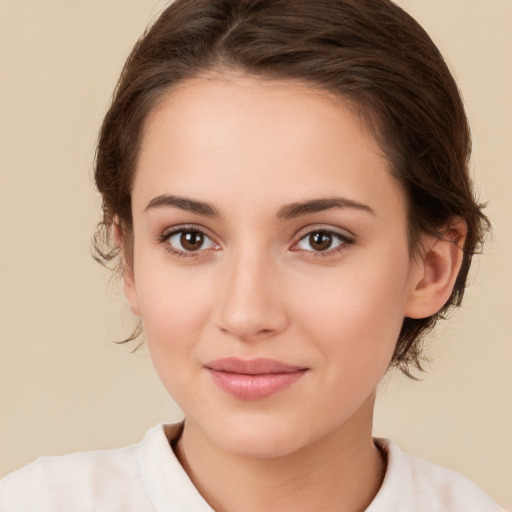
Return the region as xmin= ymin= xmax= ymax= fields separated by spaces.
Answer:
xmin=216 ymin=315 xmax=284 ymax=342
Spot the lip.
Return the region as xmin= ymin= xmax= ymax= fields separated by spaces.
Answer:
xmin=204 ymin=357 xmax=308 ymax=401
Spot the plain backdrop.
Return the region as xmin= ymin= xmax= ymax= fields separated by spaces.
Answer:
xmin=0 ymin=0 xmax=511 ymax=508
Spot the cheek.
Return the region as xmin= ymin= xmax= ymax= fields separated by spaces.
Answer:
xmin=293 ymin=251 xmax=412 ymax=370
xmin=288 ymin=265 xmax=409 ymax=422
xmin=138 ymin=279 xmax=208 ymax=338
xmin=133 ymin=260 xmax=215 ymax=373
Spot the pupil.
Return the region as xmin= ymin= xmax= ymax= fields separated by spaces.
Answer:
xmin=181 ymin=231 xmax=203 ymax=251
xmin=310 ymin=232 xmax=332 ymax=251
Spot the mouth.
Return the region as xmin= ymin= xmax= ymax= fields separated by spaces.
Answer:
xmin=204 ymin=357 xmax=309 ymax=401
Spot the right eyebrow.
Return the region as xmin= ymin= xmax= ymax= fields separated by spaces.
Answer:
xmin=143 ymin=194 xmax=221 ymax=217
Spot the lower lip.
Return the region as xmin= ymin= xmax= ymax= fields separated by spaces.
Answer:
xmin=206 ymin=369 xmax=307 ymax=400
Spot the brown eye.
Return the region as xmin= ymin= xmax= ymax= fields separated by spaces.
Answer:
xmin=166 ymin=229 xmax=217 ymax=254
xmin=308 ymin=232 xmax=333 ymax=251
xmin=294 ymin=229 xmax=350 ymax=254
xmin=180 ymin=230 xmax=204 ymax=251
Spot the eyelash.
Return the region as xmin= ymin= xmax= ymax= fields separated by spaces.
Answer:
xmin=158 ymin=226 xmax=354 ymax=259
xmin=158 ymin=225 xmax=219 ymax=258
xmin=291 ymin=228 xmax=354 ymax=258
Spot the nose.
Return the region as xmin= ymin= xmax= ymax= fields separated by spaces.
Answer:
xmin=214 ymin=249 xmax=289 ymax=342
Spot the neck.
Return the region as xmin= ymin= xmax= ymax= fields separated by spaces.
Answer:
xmin=174 ymin=395 xmax=386 ymax=512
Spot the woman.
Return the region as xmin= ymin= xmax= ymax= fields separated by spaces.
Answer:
xmin=0 ymin=0 xmax=505 ymax=510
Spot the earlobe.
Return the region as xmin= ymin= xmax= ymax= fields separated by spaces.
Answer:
xmin=113 ymin=219 xmax=140 ymax=316
xmin=405 ymin=219 xmax=467 ymax=319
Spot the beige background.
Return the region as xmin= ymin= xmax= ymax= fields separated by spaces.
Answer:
xmin=0 ymin=0 xmax=510 ymax=507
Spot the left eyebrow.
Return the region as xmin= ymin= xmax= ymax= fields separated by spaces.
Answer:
xmin=276 ymin=197 xmax=375 ymax=220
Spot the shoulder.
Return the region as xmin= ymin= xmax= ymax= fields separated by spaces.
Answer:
xmin=0 ymin=425 xmax=166 ymax=512
xmin=368 ymin=438 xmax=506 ymax=512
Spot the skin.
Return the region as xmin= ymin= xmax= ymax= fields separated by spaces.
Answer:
xmin=122 ymin=73 xmax=464 ymax=512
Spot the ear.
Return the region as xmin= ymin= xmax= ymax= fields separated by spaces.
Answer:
xmin=405 ymin=218 xmax=467 ymax=319
xmin=113 ymin=219 xmax=140 ymax=316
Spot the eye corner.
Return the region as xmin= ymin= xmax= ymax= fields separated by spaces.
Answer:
xmin=158 ymin=225 xmax=221 ymax=258
xmin=291 ymin=227 xmax=355 ymax=257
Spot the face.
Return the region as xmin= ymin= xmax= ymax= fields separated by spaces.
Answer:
xmin=125 ymin=74 xmax=423 ymax=458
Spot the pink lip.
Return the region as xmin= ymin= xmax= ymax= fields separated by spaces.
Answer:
xmin=204 ymin=357 xmax=308 ymax=401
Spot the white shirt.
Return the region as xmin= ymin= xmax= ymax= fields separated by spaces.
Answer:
xmin=0 ymin=423 xmax=505 ymax=511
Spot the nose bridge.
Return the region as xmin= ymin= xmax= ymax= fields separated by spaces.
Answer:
xmin=215 ymin=243 xmax=288 ymax=341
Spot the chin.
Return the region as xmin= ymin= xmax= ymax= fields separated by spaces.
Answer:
xmin=200 ymin=412 xmax=319 ymax=459
xmin=219 ymin=432 xmax=304 ymax=459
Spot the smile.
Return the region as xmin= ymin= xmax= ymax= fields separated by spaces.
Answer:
xmin=204 ymin=358 xmax=309 ymax=401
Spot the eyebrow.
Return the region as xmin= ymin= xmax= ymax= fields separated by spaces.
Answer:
xmin=144 ymin=194 xmax=375 ymax=219
xmin=144 ymin=195 xmax=221 ymax=217
xmin=276 ymin=197 xmax=375 ymax=219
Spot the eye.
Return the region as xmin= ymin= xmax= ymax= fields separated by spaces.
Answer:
xmin=293 ymin=229 xmax=352 ymax=254
xmin=164 ymin=228 xmax=218 ymax=254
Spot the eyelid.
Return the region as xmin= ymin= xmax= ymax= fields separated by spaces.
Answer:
xmin=290 ymin=225 xmax=355 ymax=255
xmin=158 ymin=224 xmax=221 ymax=256
xmin=292 ymin=224 xmax=355 ymax=243
xmin=160 ymin=223 xmax=214 ymax=240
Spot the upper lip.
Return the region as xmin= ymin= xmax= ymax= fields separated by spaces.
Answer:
xmin=205 ymin=357 xmax=307 ymax=375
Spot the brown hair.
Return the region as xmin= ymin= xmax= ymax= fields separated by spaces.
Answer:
xmin=93 ymin=0 xmax=489 ymax=377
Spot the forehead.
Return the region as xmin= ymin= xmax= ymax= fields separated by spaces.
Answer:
xmin=133 ymin=75 xmax=406 ymax=222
